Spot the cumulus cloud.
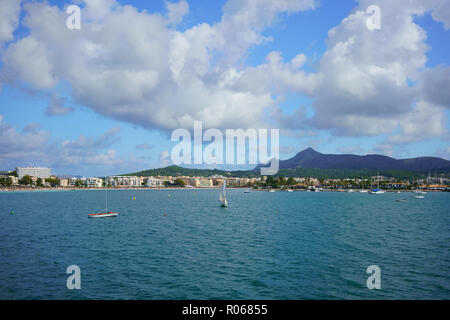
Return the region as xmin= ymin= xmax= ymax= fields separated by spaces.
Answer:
xmin=272 ymin=0 xmax=450 ymax=145
xmin=309 ymin=0 xmax=429 ymax=136
xmin=166 ymin=0 xmax=189 ymax=26
xmin=2 ymin=36 xmax=58 ymax=89
xmin=0 ymin=0 xmax=448 ymax=162
xmin=234 ymin=51 xmax=323 ymax=97
xmin=385 ymin=101 xmax=448 ymax=144
xmin=0 ymin=0 xmax=22 ymax=48
xmin=0 ymin=0 xmax=318 ymax=132
xmin=431 ymin=0 xmax=450 ymax=30
xmin=420 ymin=66 xmax=450 ymax=109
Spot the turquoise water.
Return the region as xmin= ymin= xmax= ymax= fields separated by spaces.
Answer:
xmin=0 ymin=189 xmax=449 ymax=299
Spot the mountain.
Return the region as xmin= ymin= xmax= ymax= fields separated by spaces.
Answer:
xmin=276 ymin=147 xmax=450 ymax=172
xmin=122 ymin=149 xmax=450 ymax=179
xmin=121 ymin=165 xmax=255 ymax=178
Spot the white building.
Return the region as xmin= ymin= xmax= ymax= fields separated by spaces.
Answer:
xmin=16 ymin=167 xmax=51 ymax=179
xmin=87 ymin=177 xmax=103 ymax=188
xmin=146 ymin=177 xmax=163 ymax=187
xmin=107 ymin=176 xmax=142 ymax=187
xmin=69 ymin=177 xmax=78 ymax=186
xmin=69 ymin=177 xmax=87 ymax=186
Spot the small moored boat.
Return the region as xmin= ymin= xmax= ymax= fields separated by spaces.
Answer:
xmin=89 ymin=189 xmax=118 ymax=218
xmin=88 ymin=211 xmax=118 ymax=218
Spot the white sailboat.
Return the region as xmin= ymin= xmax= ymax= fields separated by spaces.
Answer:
xmin=219 ymin=180 xmax=228 ymax=207
xmin=88 ymin=189 xmax=118 ymax=218
xmin=369 ymin=172 xmax=385 ymax=194
xmin=359 ymin=176 xmax=368 ymax=192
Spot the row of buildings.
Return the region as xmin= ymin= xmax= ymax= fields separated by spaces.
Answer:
xmin=0 ymin=167 xmax=260 ymax=188
xmin=1 ymin=166 xmax=449 ymax=189
xmin=104 ymin=176 xmax=260 ymax=188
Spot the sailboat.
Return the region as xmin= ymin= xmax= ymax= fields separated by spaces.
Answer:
xmin=369 ymin=172 xmax=385 ymax=194
xmin=359 ymin=176 xmax=368 ymax=192
xmin=219 ymin=180 xmax=228 ymax=207
xmin=88 ymin=189 xmax=118 ymax=218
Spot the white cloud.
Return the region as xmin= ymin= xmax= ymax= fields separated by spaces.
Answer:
xmin=159 ymin=150 xmax=170 ymax=167
xmin=0 ymin=0 xmax=448 ymax=156
xmin=272 ymin=0 xmax=449 ymax=143
xmin=0 ymin=116 xmax=144 ymax=174
xmin=420 ymin=66 xmax=450 ymax=109
xmin=166 ymin=0 xmax=189 ymax=26
xmin=386 ymin=101 xmax=448 ymax=144
xmin=431 ymin=0 xmax=450 ymax=30
xmin=0 ymin=115 xmax=50 ymax=163
xmin=234 ymin=51 xmax=323 ymax=96
xmin=2 ymin=36 xmax=57 ymax=89
xmin=0 ymin=0 xmax=317 ymax=132
xmin=309 ymin=1 xmax=429 ymax=136
xmin=0 ymin=0 xmax=22 ymax=48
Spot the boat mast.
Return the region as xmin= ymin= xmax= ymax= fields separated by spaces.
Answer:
xmin=377 ymin=171 xmax=380 ymax=189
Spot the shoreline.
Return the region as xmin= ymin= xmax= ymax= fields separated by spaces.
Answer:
xmin=0 ymin=187 xmax=446 ymax=193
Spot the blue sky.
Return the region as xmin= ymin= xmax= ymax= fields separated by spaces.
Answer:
xmin=0 ymin=0 xmax=449 ymax=176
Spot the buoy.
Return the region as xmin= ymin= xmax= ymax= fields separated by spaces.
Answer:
xmin=133 ymin=197 xmax=136 ymax=200
xmin=10 ymin=210 xmax=14 ymax=215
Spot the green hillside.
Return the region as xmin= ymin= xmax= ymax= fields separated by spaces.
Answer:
xmin=120 ymin=165 xmax=446 ymax=180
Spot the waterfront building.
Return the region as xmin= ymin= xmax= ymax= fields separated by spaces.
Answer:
xmin=192 ymin=177 xmax=213 ymax=187
xmin=87 ymin=177 xmax=103 ymax=188
xmin=69 ymin=177 xmax=78 ymax=186
xmin=12 ymin=176 xmax=19 ymax=186
xmin=213 ymin=178 xmax=226 ymax=186
xmin=16 ymin=167 xmax=51 ymax=179
xmin=69 ymin=177 xmax=87 ymax=186
xmin=146 ymin=177 xmax=163 ymax=187
xmin=59 ymin=178 xmax=69 ymax=187
xmin=107 ymin=176 xmax=141 ymax=187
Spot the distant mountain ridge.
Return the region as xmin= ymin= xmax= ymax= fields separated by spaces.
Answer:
xmin=276 ymin=147 xmax=450 ymax=172
xmin=122 ymin=148 xmax=450 ymax=178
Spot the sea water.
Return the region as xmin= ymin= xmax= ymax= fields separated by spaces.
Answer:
xmin=0 ymin=189 xmax=449 ymax=299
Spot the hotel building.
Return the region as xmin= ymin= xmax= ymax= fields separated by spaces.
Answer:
xmin=16 ymin=167 xmax=51 ymax=179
